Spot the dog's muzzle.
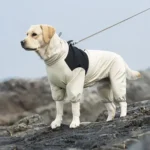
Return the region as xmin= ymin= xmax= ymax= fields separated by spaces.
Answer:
xmin=20 ymin=40 xmax=37 ymax=51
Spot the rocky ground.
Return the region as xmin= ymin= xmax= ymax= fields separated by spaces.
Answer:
xmin=0 ymin=100 xmax=150 ymax=150
xmin=0 ymin=69 xmax=150 ymax=149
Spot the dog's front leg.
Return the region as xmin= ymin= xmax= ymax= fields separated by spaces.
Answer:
xmin=50 ymin=84 xmax=65 ymax=129
xmin=51 ymin=101 xmax=64 ymax=129
xmin=66 ymin=69 xmax=85 ymax=128
xmin=70 ymin=102 xmax=80 ymax=128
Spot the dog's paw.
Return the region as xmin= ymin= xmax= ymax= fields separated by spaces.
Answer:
xmin=106 ymin=114 xmax=115 ymax=121
xmin=70 ymin=117 xmax=80 ymax=128
xmin=51 ymin=119 xmax=62 ymax=129
xmin=106 ymin=117 xmax=114 ymax=122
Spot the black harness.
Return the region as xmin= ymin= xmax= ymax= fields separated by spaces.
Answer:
xmin=65 ymin=41 xmax=89 ymax=74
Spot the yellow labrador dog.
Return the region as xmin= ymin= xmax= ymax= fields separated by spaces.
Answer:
xmin=21 ymin=24 xmax=141 ymax=129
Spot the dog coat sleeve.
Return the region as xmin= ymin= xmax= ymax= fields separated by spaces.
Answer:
xmin=66 ymin=68 xmax=85 ymax=103
xmin=50 ymin=84 xmax=65 ymax=101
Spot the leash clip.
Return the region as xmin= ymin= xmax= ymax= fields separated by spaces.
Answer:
xmin=67 ymin=40 xmax=77 ymax=46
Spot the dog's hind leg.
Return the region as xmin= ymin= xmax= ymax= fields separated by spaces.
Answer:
xmin=97 ymin=79 xmax=116 ymax=121
xmin=109 ymin=56 xmax=127 ymax=118
xmin=120 ymin=101 xmax=127 ymax=117
xmin=105 ymin=103 xmax=116 ymax=121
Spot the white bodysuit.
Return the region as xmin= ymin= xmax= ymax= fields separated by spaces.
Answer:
xmin=45 ymin=34 xmax=127 ymax=103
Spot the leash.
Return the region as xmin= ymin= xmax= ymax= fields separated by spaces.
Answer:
xmin=59 ymin=8 xmax=150 ymax=45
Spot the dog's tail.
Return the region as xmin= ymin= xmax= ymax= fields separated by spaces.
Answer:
xmin=125 ymin=63 xmax=141 ymax=80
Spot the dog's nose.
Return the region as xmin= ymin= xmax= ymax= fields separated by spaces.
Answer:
xmin=20 ymin=40 xmax=26 ymax=47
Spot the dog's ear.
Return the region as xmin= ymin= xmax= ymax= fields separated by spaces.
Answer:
xmin=40 ymin=25 xmax=55 ymax=44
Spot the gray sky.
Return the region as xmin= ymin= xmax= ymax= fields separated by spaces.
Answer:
xmin=0 ymin=0 xmax=150 ymax=80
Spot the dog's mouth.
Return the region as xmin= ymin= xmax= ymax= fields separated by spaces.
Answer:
xmin=22 ymin=47 xmax=37 ymax=51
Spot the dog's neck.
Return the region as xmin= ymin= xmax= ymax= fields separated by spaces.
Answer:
xmin=36 ymin=33 xmax=68 ymax=61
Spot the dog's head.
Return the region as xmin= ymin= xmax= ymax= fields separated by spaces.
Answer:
xmin=21 ymin=24 xmax=55 ymax=51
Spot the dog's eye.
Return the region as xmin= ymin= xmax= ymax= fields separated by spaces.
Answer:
xmin=32 ymin=33 xmax=37 ymax=36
